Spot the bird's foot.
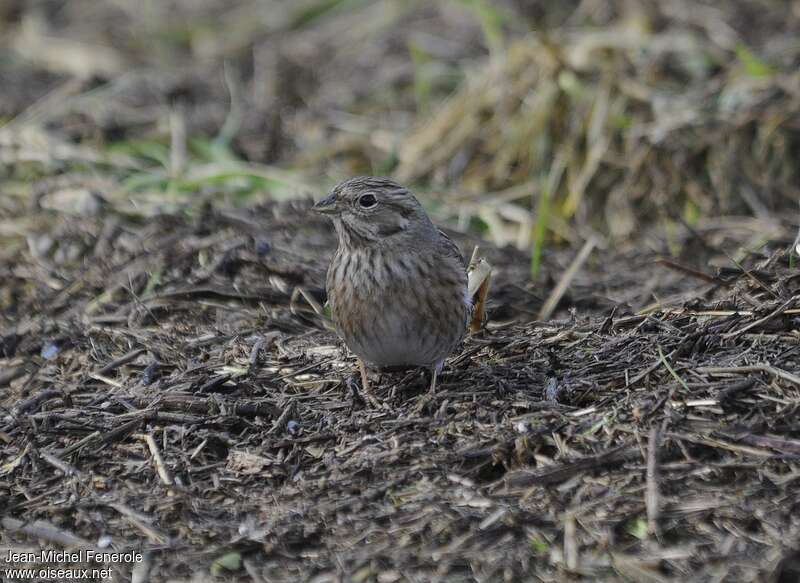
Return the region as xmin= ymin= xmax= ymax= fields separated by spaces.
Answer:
xmin=354 ymin=359 xmax=386 ymax=410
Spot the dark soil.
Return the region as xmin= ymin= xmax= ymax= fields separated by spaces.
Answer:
xmin=2 ymin=199 xmax=799 ymax=582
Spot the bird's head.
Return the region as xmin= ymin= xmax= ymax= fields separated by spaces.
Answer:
xmin=314 ymin=176 xmax=435 ymax=248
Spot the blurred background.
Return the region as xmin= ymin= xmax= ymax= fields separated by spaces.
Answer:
xmin=1 ymin=0 xmax=799 ymax=270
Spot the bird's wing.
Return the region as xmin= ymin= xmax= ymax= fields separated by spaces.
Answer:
xmin=437 ymin=229 xmax=467 ymax=268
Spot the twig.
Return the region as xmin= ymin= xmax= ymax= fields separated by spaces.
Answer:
xmin=628 ymin=349 xmax=676 ymax=387
xmin=502 ymin=446 xmax=640 ymax=491
xmin=645 ymin=427 xmax=661 ymax=537
xmin=538 ymin=237 xmax=597 ymax=321
xmin=59 ymin=430 xmax=102 ymax=457
xmin=696 ymin=365 xmax=800 ymax=387
xmin=720 ymin=298 xmax=796 ymax=340
xmin=141 ymin=433 xmax=174 ymax=486
xmin=1 ymin=517 xmax=92 ymax=548
xmin=40 ymin=451 xmax=83 ymax=477
xmin=130 ymin=394 xmax=280 ymax=418
xmin=109 ymin=503 xmax=168 ymax=544
xmin=655 ymin=258 xmax=720 ymax=284
xmin=564 ymin=512 xmax=578 ymax=571
xmin=268 ymin=401 xmax=296 ymax=435
xmin=667 ymin=432 xmax=778 ymax=458
xmin=96 ymin=347 xmax=146 ymax=376
xmin=11 ymin=389 xmax=61 ymax=416
xmin=88 ymin=372 xmax=125 ymax=388
xmin=717 ymin=376 xmax=759 ymax=402
xmin=657 ymin=346 xmax=690 ymax=392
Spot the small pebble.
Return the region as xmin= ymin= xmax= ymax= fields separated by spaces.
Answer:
xmin=40 ymin=341 xmax=60 ymax=360
xmin=287 ymin=420 xmax=300 ymax=436
xmin=544 ymin=375 xmax=559 ymax=401
xmin=142 ymin=361 xmax=161 ymax=385
xmin=255 ymin=238 xmax=272 ymax=256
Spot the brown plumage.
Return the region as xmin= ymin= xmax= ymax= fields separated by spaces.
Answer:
xmin=314 ymin=176 xmax=470 ymax=395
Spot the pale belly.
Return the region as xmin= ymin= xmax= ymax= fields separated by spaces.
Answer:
xmin=328 ymin=256 xmax=469 ymax=368
xmin=343 ymin=297 xmax=456 ymax=367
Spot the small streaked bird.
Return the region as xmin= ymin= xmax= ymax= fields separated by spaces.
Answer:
xmin=314 ymin=176 xmax=471 ymax=396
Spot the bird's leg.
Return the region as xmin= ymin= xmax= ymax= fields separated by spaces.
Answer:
xmin=358 ymin=358 xmax=369 ymax=392
xmin=357 ymin=358 xmax=383 ymax=408
xmin=411 ymin=363 xmax=442 ymax=415
xmin=429 ymin=361 xmax=444 ymax=393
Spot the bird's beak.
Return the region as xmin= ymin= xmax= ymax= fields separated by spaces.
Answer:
xmin=313 ymin=192 xmax=338 ymax=215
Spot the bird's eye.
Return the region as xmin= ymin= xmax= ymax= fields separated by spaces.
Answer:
xmin=357 ymin=194 xmax=378 ymax=209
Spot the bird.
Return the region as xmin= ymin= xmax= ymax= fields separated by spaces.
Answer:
xmin=313 ymin=176 xmax=471 ymax=397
